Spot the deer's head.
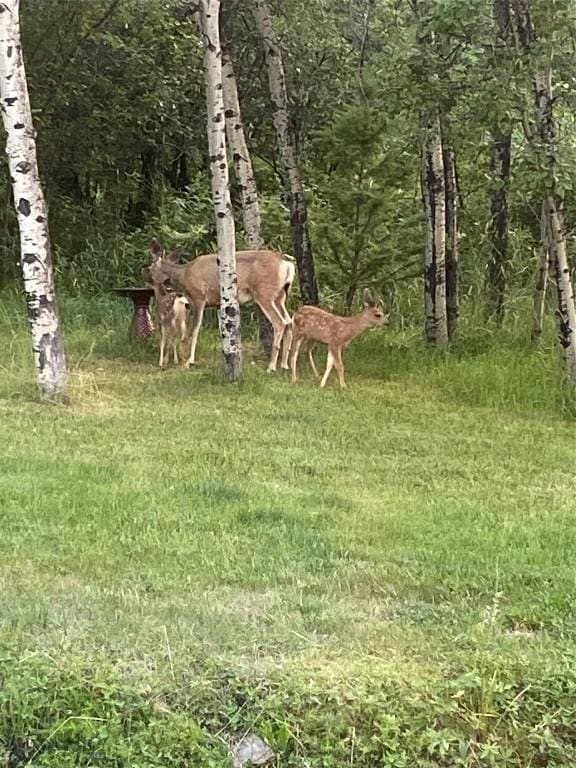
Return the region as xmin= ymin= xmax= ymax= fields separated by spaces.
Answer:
xmin=362 ymin=289 xmax=390 ymax=327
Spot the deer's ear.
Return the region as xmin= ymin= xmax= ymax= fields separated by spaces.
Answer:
xmin=150 ymin=239 xmax=163 ymax=262
xmin=363 ymin=288 xmax=376 ymax=308
xmin=165 ymin=248 xmax=183 ymax=264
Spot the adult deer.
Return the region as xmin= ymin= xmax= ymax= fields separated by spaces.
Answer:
xmin=145 ymin=240 xmax=295 ymax=372
xmin=290 ymin=289 xmax=389 ymax=389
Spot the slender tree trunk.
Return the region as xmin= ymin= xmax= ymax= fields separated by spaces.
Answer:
xmin=486 ymin=0 xmax=512 ymax=323
xmin=441 ymin=118 xmax=458 ymax=340
xmin=0 ymin=0 xmax=67 ymax=401
xmin=221 ymin=42 xmax=273 ymax=354
xmin=198 ymin=0 xmax=241 ymax=381
xmin=486 ymin=129 xmax=512 ymax=323
xmin=531 ymin=200 xmax=549 ymax=341
xmin=546 ymin=195 xmax=576 ymax=381
xmin=421 ymin=111 xmax=448 ymax=346
xmin=252 ymin=0 xmax=319 ymax=305
xmin=511 ymin=0 xmax=576 ymax=382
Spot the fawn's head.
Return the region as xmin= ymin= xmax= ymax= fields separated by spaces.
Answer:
xmin=362 ymin=289 xmax=390 ymax=327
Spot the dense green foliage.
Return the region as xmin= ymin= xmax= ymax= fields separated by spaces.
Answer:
xmin=1 ymin=0 xmax=574 ymax=315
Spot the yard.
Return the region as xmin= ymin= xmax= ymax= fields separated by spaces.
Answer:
xmin=0 ymin=295 xmax=574 ymax=766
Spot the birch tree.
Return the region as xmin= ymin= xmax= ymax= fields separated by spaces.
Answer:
xmin=422 ymin=112 xmax=448 ymax=345
xmin=252 ymin=0 xmax=319 ymax=305
xmin=486 ymin=0 xmax=513 ymax=324
xmin=0 ymin=0 xmax=67 ymax=400
xmin=220 ymin=39 xmax=273 ymax=354
xmin=441 ymin=117 xmax=458 ymax=341
xmin=197 ymin=0 xmax=241 ymax=381
xmin=511 ymin=0 xmax=576 ymax=383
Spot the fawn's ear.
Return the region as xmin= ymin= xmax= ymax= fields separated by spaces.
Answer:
xmin=150 ymin=239 xmax=163 ymax=262
xmin=363 ymin=288 xmax=376 ymax=308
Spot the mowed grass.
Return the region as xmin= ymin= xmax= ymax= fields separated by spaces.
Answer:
xmin=0 ymin=291 xmax=575 ymax=766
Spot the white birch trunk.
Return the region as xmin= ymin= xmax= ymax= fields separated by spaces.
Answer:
xmin=252 ymin=0 xmax=318 ymax=305
xmin=421 ymin=111 xmax=448 ymax=346
xmin=531 ymin=200 xmax=549 ymax=342
xmin=198 ymin=0 xmax=241 ymax=381
xmin=221 ymin=45 xmax=275 ymax=354
xmin=546 ymin=196 xmax=576 ymax=382
xmin=0 ymin=0 xmax=67 ymax=400
xmin=534 ymin=67 xmax=576 ymax=383
xmin=221 ymin=49 xmax=263 ymax=250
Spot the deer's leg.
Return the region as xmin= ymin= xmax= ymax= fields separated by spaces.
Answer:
xmin=159 ymin=327 xmax=166 ymax=369
xmin=274 ymin=292 xmax=293 ymax=370
xmin=333 ymin=347 xmax=346 ymax=389
xmin=173 ymin=335 xmax=179 ymax=365
xmin=320 ymin=349 xmax=335 ymax=388
xmin=290 ymin=335 xmax=304 ymax=383
xmin=307 ymin=343 xmax=319 ymax=378
xmin=280 ymin=322 xmax=293 ymax=370
xmin=257 ymin=301 xmax=287 ymax=372
xmin=185 ymin=301 xmax=205 ymax=367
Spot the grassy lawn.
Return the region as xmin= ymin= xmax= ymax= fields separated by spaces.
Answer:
xmin=0 ymin=293 xmax=575 ymax=766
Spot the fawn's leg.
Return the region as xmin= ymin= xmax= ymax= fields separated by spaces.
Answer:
xmin=307 ymin=343 xmax=319 ymax=378
xmin=333 ymin=347 xmax=346 ymax=389
xmin=320 ymin=349 xmax=335 ymax=388
xmin=185 ymin=301 xmax=205 ymax=367
xmin=290 ymin=335 xmax=304 ymax=383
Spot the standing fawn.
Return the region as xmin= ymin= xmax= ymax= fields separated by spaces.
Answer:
xmin=146 ymin=240 xmax=295 ymax=372
xmin=290 ymin=289 xmax=390 ymax=389
xmin=143 ymin=266 xmax=190 ymax=368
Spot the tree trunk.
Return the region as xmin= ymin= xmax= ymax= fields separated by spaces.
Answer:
xmin=198 ymin=0 xmax=241 ymax=382
xmin=511 ymin=0 xmax=576 ymax=383
xmin=486 ymin=129 xmax=512 ymax=323
xmin=421 ymin=111 xmax=448 ymax=346
xmin=252 ymin=0 xmax=319 ymax=305
xmin=546 ymin=196 xmax=576 ymax=382
xmin=221 ymin=42 xmax=273 ymax=354
xmin=0 ymin=0 xmax=67 ymax=401
xmin=441 ymin=120 xmax=458 ymax=340
xmin=531 ymin=200 xmax=549 ymax=342
xmin=534 ymin=65 xmax=576 ymax=382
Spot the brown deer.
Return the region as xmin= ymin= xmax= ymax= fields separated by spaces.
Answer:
xmin=290 ymin=289 xmax=390 ymax=389
xmin=146 ymin=240 xmax=295 ymax=372
xmin=145 ymin=273 xmax=190 ymax=368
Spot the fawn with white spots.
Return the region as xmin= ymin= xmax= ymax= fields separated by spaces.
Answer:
xmin=290 ymin=289 xmax=389 ymax=389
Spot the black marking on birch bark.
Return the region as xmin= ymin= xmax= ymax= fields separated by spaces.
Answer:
xmin=7 ymin=46 xmax=12 ymax=58
xmin=213 ymin=113 xmax=223 ymax=122
xmin=4 ymin=97 xmax=17 ymax=106
xmin=17 ymin=198 xmax=31 ymax=216
xmin=38 ymin=333 xmax=52 ymax=372
xmin=36 ymin=215 xmax=44 ymax=223
xmin=217 ymin=211 xmax=226 ymax=218
xmin=224 ymin=305 xmax=237 ymax=318
xmin=234 ymin=123 xmax=241 ymax=130
xmin=14 ymin=122 xmax=24 ymax=130
xmin=22 ymin=253 xmax=37 ymax=264
xmin=215 ymin=83 xmax=222 ymax=90
xmin=16 ymin=160 xmax=32 ymax=173
xmin=232 ymin=152 xmax=242 ymax=162
xmin=219 ymin=163 xmax=226 ymax=169
xmin=26 ymin=294 xmax=39 ymax=320
xmin=224 ymin=109 xmax=235 ymax=118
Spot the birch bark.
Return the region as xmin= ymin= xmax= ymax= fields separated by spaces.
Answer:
xmin=252 ymin=0 xmax=318 ymax=305
xmin=0 ymin=0 xmax=67 ymax=400
xmin=198 ymin=0 xmax=241 ymax=381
